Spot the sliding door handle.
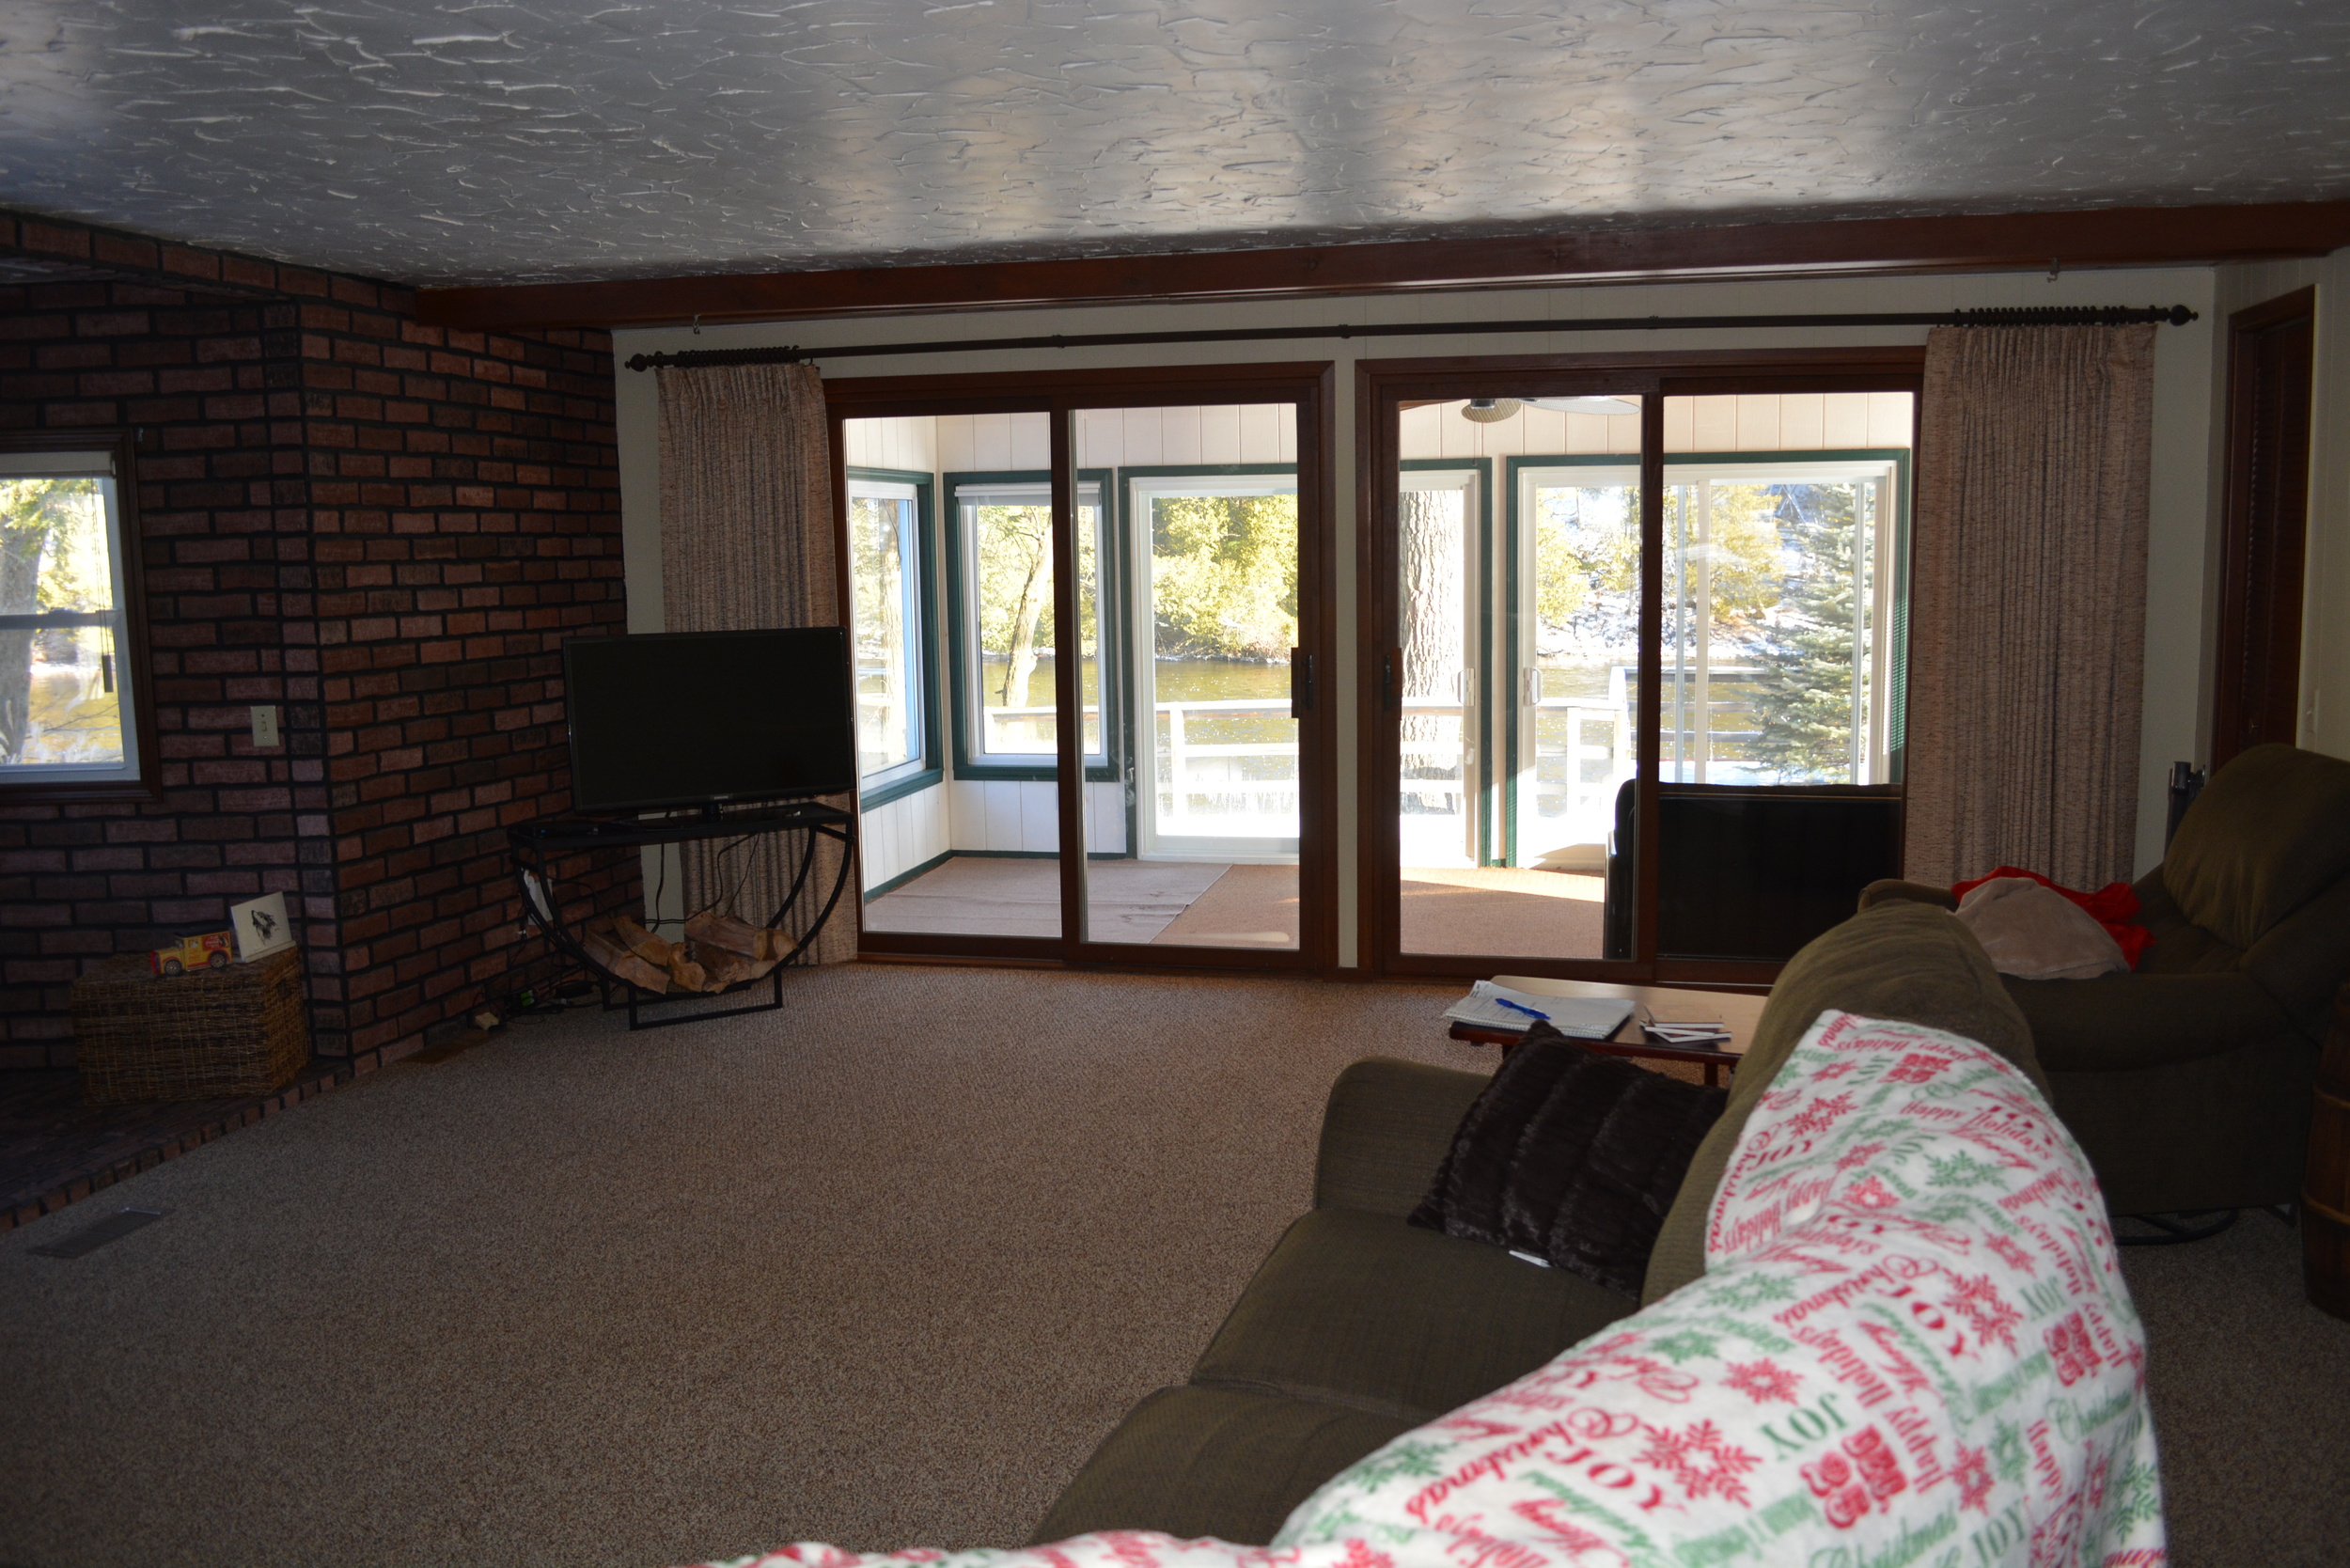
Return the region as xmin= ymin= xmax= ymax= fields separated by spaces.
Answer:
xmin=1290 ymin=649 xmax=1314 ymax=719
xmin=1382 ymin=649 xmax=1401 ymax=712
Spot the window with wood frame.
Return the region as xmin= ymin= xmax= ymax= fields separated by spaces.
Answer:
xmin=0 ymin=432 xmax=155 ymax=800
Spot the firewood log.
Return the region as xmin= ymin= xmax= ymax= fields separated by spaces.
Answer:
xmin=691 ymin=944 xmax=756 ymax=989
xmin=684 ymin=908 xmax=766 ymax=958
xmin=581 ymin=928 xmax=669 ymax=993
xmin=612 ymin=917 xmax=677 ymax=965
xmin=666 ymin=951 xmax=709 ymax=992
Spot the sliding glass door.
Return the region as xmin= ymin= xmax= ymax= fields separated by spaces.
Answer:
xmin=1390 ymin=399 xmax=1648 ymax=963
xmin=1367 ymin=371 xmax=1917 ymax=980
xmin=1076 ymin=406 xmax=1305 ymax=949
xmin=839 ymin=371 xmax=1334 ymax=969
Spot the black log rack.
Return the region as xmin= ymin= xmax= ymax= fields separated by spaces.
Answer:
xmin=509 ymin=799 xmax=856 ymax=1030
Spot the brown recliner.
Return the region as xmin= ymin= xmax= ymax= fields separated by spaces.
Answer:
xmin=1863 ymin=743 xmax=2350 ymax=1216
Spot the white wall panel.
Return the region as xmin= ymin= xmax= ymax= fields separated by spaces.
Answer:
xmin=1160 ymin=404 xmax=1203 ymax=466
xmin=949 ymin=780 xmax=984 ymax=850
xmin=1010 ymin=413 xmax=1051 ymax=469
xmin=1119 ymin=406 xmax=1165 ymax=466
xmin=1779 ymin=393 xmax=1827 ymax=450
xmin=1401 ymin=401 xmax=1639 ymax=461
xmin=983 ymin=780 xmax=1021 ymax=850
xmin=1073 ymin=409 xmax=1118 ymax=467
xmin=1734 ymin=394 xmax=1781 ymax=450
xmin=971 ymin=413 xmax=1013 ymax=471
xmin=1399 ymin=404 xmax=1443 ymax=458
xmin=1197 ymin=403 xmax=1243 ymax=464
xmin=860 ymin=792 xmax=897 ymax=890
xmin=1691 ymin=394 xmax=1737 ymax=450
xmin=1237 ymin=402 xmax=1283 ymax=463
xmin=859 ymin=780 xmax=954 ymax=891
xmin=1822 ymin=394 xmax=1872 ymax=448
xmin=1086 ymin=780 xmax=1128 ymax=855
xmin=1868 ymin=392 xmax=1916 ymax=448
xmin=1018 ymin=780 xmax=1058 ymax=850
xmin=937 ymin=415 xmax=976 ymax=473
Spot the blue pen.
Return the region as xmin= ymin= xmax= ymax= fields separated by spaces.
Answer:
xmin=1494 ymin=996 xmax=1551 ymax=1023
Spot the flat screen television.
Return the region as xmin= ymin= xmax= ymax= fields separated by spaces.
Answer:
xmin=562 ymin=628 xmax=855 ymax=813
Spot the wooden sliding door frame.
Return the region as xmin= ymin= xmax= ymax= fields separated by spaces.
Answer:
xmin=1355 ymin=346 xmax=1925 ymax=987
xmin=828 ymin=361 xmax=1340 ymax=974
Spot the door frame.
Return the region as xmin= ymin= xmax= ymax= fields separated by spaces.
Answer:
xmin=1355 ymin=347 xmax=1926 ymax=986
xmin=828 ymin=362 xmax=1340 ymax=974
xmin=2211 ymin=286 xmax=2318 ymax=770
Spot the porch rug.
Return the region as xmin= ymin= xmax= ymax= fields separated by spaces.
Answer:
xmin=1398 ymin=866 xmax=1605 ymax=957
xmin=860 ymin=856 xmax=1230 ymax=940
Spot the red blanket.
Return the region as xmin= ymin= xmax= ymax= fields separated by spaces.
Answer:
xmin=1951 ymin=865 xmax=2153 ymax=968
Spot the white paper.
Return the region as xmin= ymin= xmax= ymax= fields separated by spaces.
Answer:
xmin=229 ymin=891 xmax=296 ymax=961
xmin=1442 ymin=980 xmax=1635 ymax=1039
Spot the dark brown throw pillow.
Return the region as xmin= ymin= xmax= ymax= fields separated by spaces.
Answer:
xmin=1409 ymin=1021 xmax=1728 ymax=1296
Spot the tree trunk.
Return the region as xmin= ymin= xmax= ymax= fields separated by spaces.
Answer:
xmin=0 ymin=495 xmax=52 ymax=763
xmin=1001 ymin=540 xmax=1049 ymax=708
xmin=1399 ymin=488 xmax=1465 ymax=787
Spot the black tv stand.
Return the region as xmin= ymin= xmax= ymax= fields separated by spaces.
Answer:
xmin=508 ymin=797 xmax=856 ymax=1030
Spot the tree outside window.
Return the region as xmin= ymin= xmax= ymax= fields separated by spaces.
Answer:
xmin=0 ymin=438 xmax=150 ymax=798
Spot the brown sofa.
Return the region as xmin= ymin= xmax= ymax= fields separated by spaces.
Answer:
xmin=1028 ymin=902 xmax=2043 ymax=1545
xmin=1863 ymin=742 xmax=2350 ymax=1215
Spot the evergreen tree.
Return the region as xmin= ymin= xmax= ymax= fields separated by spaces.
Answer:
xmin=1745 ymin=483 xmax=1865 ymax=783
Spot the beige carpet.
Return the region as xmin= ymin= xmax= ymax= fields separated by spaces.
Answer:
xmin=1399 ymin=867 xmax=1606 ymax=957
xmin=0 ymin=966 xmax=1490 ymax=1568
xmin=3 ymin=965 xmax=2344 ymax=1568
xmin=2117 ymin=1211 xmax=2350 ymax=1566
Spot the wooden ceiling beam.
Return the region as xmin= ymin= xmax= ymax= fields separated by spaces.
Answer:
xmin=415 ymin=200 xmax=2350 ymax=332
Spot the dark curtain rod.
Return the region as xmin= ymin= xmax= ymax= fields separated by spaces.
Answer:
xmin=622 ymin=303 xmax=2197 ymax=372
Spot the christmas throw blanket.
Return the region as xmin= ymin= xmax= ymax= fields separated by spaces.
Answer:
xmin=685 ymin=1011 xmax=2165 ymax=1568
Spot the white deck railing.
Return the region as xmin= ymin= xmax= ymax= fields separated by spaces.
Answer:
xmin=969 ymin=679 xmax=1756 ymax=839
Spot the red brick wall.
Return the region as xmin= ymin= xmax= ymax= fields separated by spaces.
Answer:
xmin=0 ymin=214 xmax=635 ymax=1067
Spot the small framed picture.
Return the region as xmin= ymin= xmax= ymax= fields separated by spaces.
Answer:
xmin=229 ymin=891 xmax=297 ymax=962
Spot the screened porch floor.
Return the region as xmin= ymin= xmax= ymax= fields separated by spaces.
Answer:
xmin=861 ymin=855 xmax=1606 ymax=958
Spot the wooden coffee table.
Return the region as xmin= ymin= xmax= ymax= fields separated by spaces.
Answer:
xmin=1447 ymin=975 xmax=1769 ymax=1087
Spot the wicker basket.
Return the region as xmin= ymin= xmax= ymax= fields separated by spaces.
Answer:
xmin=71 ymin=948 xmax=309 ymax=1105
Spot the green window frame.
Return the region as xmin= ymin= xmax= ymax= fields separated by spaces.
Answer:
xmin=847 ymin=466 xmax=942 ymax=811
xmin=942 ymin=469 xmax=1120 ymax=782
xmin=1500 ymin=447 xmax=1912 ymax=864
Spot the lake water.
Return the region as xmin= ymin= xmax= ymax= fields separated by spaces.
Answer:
xmin=980 ymin=654 xmax=1291 ymax=708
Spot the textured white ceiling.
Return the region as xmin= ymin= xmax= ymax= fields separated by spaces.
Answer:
xmin=1 ymin=0 xmax=2345 ymax=287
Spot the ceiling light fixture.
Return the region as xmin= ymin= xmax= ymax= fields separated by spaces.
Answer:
xmin=1461 ymin=396 xmax=1640 ymax=423
xmin=1528 ymin=397 xmax=1641 ymax=417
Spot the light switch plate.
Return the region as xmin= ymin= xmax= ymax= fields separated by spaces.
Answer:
xmin=250 ymin=705 xmax=280 ymax=747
